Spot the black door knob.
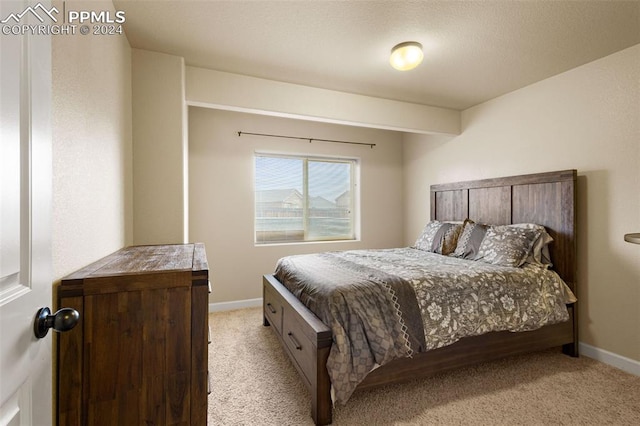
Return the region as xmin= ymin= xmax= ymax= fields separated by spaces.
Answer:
xmin=34 ymin=307 xmax=80 ymax=339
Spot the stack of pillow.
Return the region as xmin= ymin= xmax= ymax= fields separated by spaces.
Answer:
xmin=413 ymin=219 xmax=553 ymax=268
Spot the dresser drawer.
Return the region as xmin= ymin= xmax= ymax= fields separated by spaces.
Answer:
xmin=264 ymin=284 xmax=283 ymax=335
xmin=282 ymin=307 xmax=316 ymax=386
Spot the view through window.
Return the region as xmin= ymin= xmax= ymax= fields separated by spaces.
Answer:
xmin=255 ymin=154 xmax=357 ymax=243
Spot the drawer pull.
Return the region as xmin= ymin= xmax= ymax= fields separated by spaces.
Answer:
xmin=267 ymin=303 xmax=277 ymax=314
xmin=207 ymin=280 xmax=212 ymax=294
xmin=287 ymin=331 xmax=302 ymax=351
xmin=208 ymin=325 xmax=212 ymax=344
xmin=207 ymin=370 xmax=212 ymax=395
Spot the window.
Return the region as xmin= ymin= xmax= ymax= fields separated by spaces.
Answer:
xmin=255 ymin=154 xmax=357 ymax=244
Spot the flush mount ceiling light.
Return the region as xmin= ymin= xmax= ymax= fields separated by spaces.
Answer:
xmin=389 ymin=41 xmax=424 ymax=71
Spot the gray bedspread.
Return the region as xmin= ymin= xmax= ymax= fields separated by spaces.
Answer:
xmin=274 ymin=248 xmax=576 ymax=404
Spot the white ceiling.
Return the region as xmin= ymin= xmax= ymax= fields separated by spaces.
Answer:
xmin=114 ymin=0 xmax=640 ymax=110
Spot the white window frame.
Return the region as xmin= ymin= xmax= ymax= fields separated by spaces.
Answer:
xmin=254 ymin=152 xmax=360 ymax=245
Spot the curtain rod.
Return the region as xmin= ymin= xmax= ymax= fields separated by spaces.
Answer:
xmin=237 ymin=131 xmax=376 ymax=149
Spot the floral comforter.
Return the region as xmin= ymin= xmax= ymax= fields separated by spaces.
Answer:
xmin=274 ymin=248 xmax=576 ymax=404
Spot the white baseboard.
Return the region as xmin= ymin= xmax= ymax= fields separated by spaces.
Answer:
xmin=209 ymin=297 xmax=263 ymax=313
xmin=579 ymin=342 xmax=640 ymax=376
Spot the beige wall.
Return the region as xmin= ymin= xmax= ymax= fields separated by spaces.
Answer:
xmin=131 ymin=49 xmax=187 ymax=245
xmin=52 ymin=0 xmax=133 ymax=280
xmin=403 ymin=44 xmax=640 ymax=362
xmin=189 ymin=108 xmax=404 ymax=303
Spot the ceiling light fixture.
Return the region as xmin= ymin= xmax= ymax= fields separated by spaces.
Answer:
xmin=389 ymin=41 xmax=424 ymax=71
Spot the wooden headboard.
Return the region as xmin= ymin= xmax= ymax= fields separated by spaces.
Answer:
xmin=430 ymin=170 xmax=577 ymax=292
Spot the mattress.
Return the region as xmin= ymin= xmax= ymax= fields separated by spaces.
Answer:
xmin=274 ymin=247 xmax=576 ymax=403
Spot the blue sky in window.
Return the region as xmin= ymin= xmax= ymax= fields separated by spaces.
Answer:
xmin=308 ymin=161 xmax=350 ymax=201
xmin=255 ymin=156 xmax=350 ymax=202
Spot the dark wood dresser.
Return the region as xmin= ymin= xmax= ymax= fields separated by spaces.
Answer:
xmin=56 ymin=244 xmax=210 ymax=425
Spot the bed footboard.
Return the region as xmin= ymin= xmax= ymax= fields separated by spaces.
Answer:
xmin=263 ymin=274 xmax=333 ymax=425
xmin=264 ymin=273 xmax=577 ymax=425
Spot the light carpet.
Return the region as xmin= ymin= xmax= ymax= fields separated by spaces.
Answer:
xmin=208 ymin=308 xmax=640 ymax=425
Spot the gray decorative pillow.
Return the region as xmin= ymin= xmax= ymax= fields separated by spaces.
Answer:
xmin=414 ymin=221 xmax=463 ymax=255
xmin=509 ymin=223 xmax=554 ymax=268
xmin=453 ymin=219 xmax=489 ymax=259
xmin=475 ymin=225 xmax=542 ymax=267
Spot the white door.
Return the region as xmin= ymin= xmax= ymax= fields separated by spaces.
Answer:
xmin=0 ymin=0 xmax=53 ymax=424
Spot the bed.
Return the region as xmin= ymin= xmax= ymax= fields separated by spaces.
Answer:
xmin=262 ymin=169 xmax=578 ymax=425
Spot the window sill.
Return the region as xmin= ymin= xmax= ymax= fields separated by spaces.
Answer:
xmin=254 ymin=238 xmax=360 ymax=248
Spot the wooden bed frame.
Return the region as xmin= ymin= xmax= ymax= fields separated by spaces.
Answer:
xmin=263 ymin=169 xmax=578 ymax=425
